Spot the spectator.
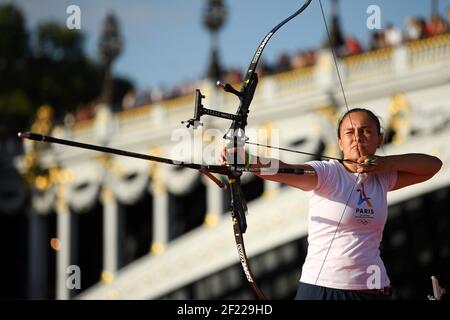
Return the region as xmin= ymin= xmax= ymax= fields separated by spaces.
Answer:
xmin=369 ymin=30 xmax=387 ymax=50
xmin=405 ymin=17 xmax=423 ymax=41
xmin=428 ymin=15 xmax=448 ymax=35
xmin=344 ymin=35 xmax=362 ymax=55
xmin=406 ymin=17 xmax=431 ymax=41
xmin=304 ymin=50 xmax=318 ymax=67
xmin=122 ymin=89 xmax=136 ymax=109
xmin=255 ymin=59 xmax=273 ymax=77
xmin=447 ymin=7 xmax=450 ymax=27
xmin=135 ymin=89 xmax=152 ymax=106
xmin=223 ymin=68 xmax=243 ymax=85
xmin=282 ymin=49 xmax=318 ymax=70
xmin=292 ymin=50 xmax=308 ymax=69
xmin=274 ymin=52 xmax=292 ymax=73
xmin=385 ymin=23 xmax=403 ymax=47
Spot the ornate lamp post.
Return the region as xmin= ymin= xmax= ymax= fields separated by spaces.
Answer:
xmin=431 ymin=0 xmax=439 ymax=17
xmin=202 ymin=0 xmax=227 ymax=81
xmin=98 ymin=13 xmax=123 ymax=105
xmin=327 ymin=0 xmax=344 ymax=55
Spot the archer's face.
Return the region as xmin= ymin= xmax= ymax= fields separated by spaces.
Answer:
xmin=338 ymin=112 xmax=383 ymax=160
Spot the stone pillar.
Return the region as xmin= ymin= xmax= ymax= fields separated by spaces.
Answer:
xmin=55 ymin=194 xmax=71 ymax=300
xmin=100 ymin=186 xmax=119 ymax=283
xmin=203 ymin=175 xmax=223 ymax=227
xmin=150 ymin=166 xmax=168 ymax=255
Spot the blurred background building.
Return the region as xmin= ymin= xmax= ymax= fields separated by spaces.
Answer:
xmin=1 ymin=0 xmax=450 ymax=300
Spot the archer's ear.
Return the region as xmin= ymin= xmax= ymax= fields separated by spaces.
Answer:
xmin=338 ymin=138 xmax=343 ymax=152
xmin=378 ymin=134 xmax=384 ymax=148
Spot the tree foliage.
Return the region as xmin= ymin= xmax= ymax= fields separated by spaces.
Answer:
xmin=0 ymin=4 xmax=133 ymax=135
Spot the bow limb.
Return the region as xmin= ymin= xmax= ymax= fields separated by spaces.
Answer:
xmin=229 ymin=176 xmax=267 ymax=299
xmin=225 ymin=0 xmax=313 ymax=142
xmin=224 ymin=0 xmax=313 ymax=300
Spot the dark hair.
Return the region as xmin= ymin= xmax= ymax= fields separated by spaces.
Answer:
xmin=337 ymin=108 xmax=381 ymax=138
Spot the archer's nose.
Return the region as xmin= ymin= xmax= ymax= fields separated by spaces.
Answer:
xmin=353 ymin=130 xmax=363 ymax=143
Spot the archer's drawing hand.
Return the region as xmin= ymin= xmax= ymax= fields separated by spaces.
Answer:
xmin=356 ymin=155 xmax=389 ymax=174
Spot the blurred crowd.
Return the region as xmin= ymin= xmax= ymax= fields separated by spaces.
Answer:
xmin=73 ymin=10 xmax=450 ymax=123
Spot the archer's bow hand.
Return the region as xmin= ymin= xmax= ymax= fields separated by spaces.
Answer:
xmin=219 ymin=146 xmax=246 ymax=166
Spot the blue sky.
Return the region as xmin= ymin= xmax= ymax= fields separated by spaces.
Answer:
xmin=6 ymin=0 xmax=450 ymax=91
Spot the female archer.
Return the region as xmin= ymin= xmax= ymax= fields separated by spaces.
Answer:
xmin=220 ymin=108 xmax=442 ymax=300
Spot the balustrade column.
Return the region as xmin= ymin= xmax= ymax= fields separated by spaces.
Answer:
xmin=394 ymin=46 xmax=408 ymax=74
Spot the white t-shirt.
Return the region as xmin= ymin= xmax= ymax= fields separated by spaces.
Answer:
xmin=300 ymin=159 xmax=397 ymax=290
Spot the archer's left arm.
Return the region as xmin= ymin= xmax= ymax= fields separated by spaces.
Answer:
xmin=358 ymin=153 xmax=442 ymax=190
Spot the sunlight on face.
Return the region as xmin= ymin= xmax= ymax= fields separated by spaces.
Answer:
xmin=338 ymin=112 xmax=382 ymax=159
